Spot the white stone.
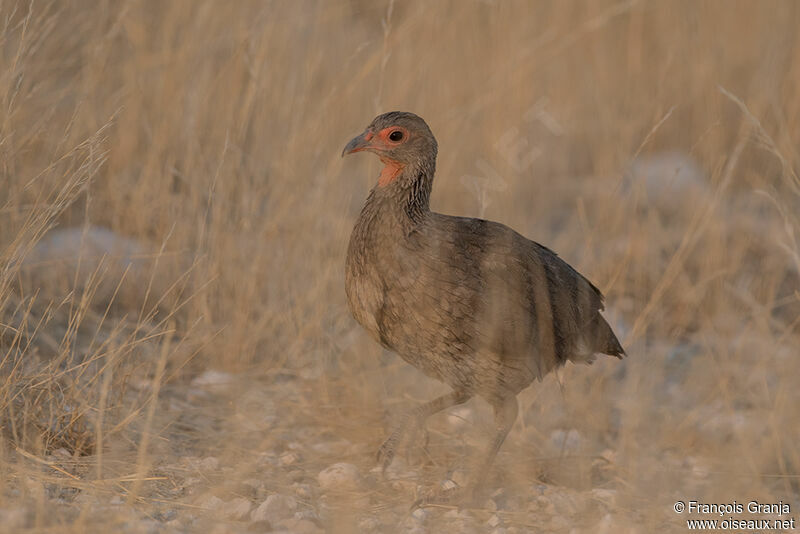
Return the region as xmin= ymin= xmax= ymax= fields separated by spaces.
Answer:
xmin=251 ymin=494 xmax=297 ymax=522
xmin=19 ymin=226 xmax=156 ymax=304
xmin=280 ymin=451 xmax=302 ymax=466
xmin=450 ymin=469 xmax=469 ymax=488
xmin=411 ymin=507 xmax=428 ymax=522
xmin=626 ymin=150 xmax=709 ymax=214
xmin=184 ymin=476 xmax=202 ymax=487
xmin=191 ymin=370 xmax=234 ymax=388
xmin=293 ymin=483 xmax=313 ymax=500
xmin=23 ymin=226 xmax=145 ymax=272
xmin=225 ymin=497 xmax=252 ymax=520
xmin=294 ymin=510 xmax=319 ymax=522
xmin=317 ymin=463 xmax=363 ymax=491
xmin=358 ymin=516 xmax=381 ymax=531
xmin=199 ymin=495 xmax=225 ymax=510
xmin=549 ymin=428 xmax=582 ymax=451
xmin=440 ymin=479 xmax=458 ymax=491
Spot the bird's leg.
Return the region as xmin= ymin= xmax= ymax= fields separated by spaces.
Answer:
xmin=377 ymin=390 xmax=471 ymax=474
xmin=470 ymin=396 xmax=519 ymax=498
xmin=402 ymin=416 xmax=430 ymax=466
xmin=414 ymin=396 xmax=519 ymax=508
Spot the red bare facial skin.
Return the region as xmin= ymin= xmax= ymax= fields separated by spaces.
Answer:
xmin=376 ymin=126 xmax=408 ymax=145
xmin=378 ymin=156 xmax=406 ymax=187
xmin=374 ymin=126 xmax=409 ymax=186
xmin=343 ymin=125 xmax=409 ymax=186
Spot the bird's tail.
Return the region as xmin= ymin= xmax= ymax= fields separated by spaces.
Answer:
xmin=594 ymin=315 xmax=625 ymax=358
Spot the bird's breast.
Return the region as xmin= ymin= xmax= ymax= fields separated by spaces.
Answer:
xmin=344 ymin=210 xmax=400 ymax=347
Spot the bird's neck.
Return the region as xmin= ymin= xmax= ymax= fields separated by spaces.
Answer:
xmin=374 ymin=157 xmax=435 ymax=224
xmin=353 ymin=155 xmax=436 ymax=244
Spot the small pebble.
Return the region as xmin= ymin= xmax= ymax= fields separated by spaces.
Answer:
xmin=411 ymin=507 xmax=428 ymax=522
xmin=591 ymin=488 xmax=617 ymax=508
xmin=450 ymin=469 xmax=469 ymax=487
xmin=358 ymin=516 xmax=381 ymax=531
xmin=294 ymin=509 xmax=319 ymax=522
xmin=191 ymin=370 xmax=234 ymax=387
xmin=251 ymin=494 xmax=297 ymax=522
xmin=225 ymin=497 xmax=253 ymax=520
xmin=155 ymin=509 xmax=177 ymax=522
xmin=440 ymin=479 xmax=458 ymax=491
xmin=293 ymin=483 xmax=313 ymax=500
xmin=317 ymin=463 xmax=363 ymax=491
xmin=199 ymin=495 xmax=224 ymax=510
xmin=550 ymin=428 xmax=582 ymax=451
xmin=280 ymin=452 xmax=302 ymax=466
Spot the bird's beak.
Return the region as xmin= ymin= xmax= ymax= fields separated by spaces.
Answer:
xmin=342 ymin=129 xmax=374 ymax=157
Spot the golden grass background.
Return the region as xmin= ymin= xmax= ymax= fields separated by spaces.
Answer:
xmin=1 ymin=1 xmax=799 ymax=532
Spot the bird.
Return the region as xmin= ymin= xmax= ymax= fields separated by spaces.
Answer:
xmin=342 ymin=111 xmax=625 ymax=505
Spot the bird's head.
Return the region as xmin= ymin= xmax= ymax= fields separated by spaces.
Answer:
xmin=342 ymin=111 xmax=437 ymax=187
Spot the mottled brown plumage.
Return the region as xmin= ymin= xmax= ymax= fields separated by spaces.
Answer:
xmin=343 ymin=111 xmax=624 ymax=503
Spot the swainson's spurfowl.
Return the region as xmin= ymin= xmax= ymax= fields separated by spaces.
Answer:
xmin=342 ymin=111 xmax=624 ymax=505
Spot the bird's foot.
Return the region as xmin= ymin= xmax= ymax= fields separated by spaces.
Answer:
xmin=404 ymin=422 xmax=430 ymax=464
xmin=411 ymin=481 xmax=480 ymax=510
xmin=376 ymin=431 xmax=401 ymax=474
xmin=378 ymin=421 xmax=431 ymax=476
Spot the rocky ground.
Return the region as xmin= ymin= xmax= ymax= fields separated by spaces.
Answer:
xmin=5 ymin=329 xmax=793 ymax=534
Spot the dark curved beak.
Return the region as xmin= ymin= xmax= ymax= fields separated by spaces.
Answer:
xmin=342 ymin=130 xmax=373 ymax=157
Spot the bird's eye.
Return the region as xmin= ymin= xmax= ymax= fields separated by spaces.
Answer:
xmin=388 ymin=130 xmax=404 ymax=142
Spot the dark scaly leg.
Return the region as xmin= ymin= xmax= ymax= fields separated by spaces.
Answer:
xmin=377 ymin=390 xmax=472 ymax=473
xmin=414 ymin=396 xmax=519 ymax=508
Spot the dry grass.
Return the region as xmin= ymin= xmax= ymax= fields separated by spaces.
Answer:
xmin=0 ymin=1 xmax=798 ymax=532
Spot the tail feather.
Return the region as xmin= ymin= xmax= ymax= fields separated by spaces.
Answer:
xmin=595 ymin=315 xmax=625 ymax=358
